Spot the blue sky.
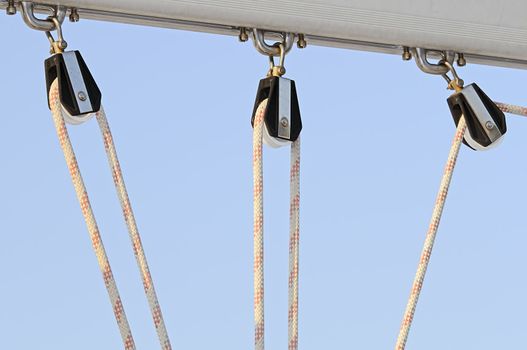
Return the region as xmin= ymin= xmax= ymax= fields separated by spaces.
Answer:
xmin=1 ymin=13 xmax=527 ymax=350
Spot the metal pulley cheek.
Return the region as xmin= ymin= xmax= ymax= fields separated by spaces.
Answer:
xmin=45 ymin=50 xmax=102 ymax=124
xmin=251 ymin=76 xmax=302 ymax=147
xmin=447 ymin=83 xmax=506 ymax=151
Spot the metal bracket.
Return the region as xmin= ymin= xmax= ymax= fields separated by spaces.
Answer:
xmin=252 ymin=28 xmax=294 ymax=56
xmin=411 ymin=47 xmax=455 ymax=75
xmin=20 ymin=1 xmax=66 ymax=31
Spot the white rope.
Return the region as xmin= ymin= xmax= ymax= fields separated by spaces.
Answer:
xmin=253 ymin=98 xmax=301 ymax=350
xmin=288 ymin=135 xmax=301 ymax=350
xmin=50 ymin=80 xmax=136 ymax=349
xmin=396 ymin=101 xmax=527 ymax=349
xmin=49 ymin=80 xmax=172 ymax=349
xmin=96 ymin=108 xmax=172 ymax=350
xmin=496 ymin=102 xmax=527 ymax=117
xmin=395 ymin=116 xmax=466 ymax=350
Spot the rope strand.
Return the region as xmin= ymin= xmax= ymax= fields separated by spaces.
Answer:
xmin=96 ymin=108 xmax=172 ymax=350
xmin=496 ymin=102 xmax=527 ymax=117
xmin=396 ymin=102 xmax=527 ymax=348
xmin=49 ymin=80 xmax=136 ymax=349
xmin=50 ymin=80 xmax=172 ymax=349
xmin=288 ymin=137 xmax=301 ymax=350
xmin=253 ymin=99 xmax=266 ymax=350
xmin=395 ymin=117 xmax=467 ymax=350
xmin=253 ymin=99 xmax=301 ymax=350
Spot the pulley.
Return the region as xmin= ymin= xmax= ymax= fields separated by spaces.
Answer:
xmin=447 ymin=83 xmax=506 ymax=151
xmin=439 ymin=60 xmax=506 ymax=151
xmin=251 ymin=30 xmax=302 ymax=148
xmin=411 ymin=48 xmax=506 ymax=151
xmin=42 ymin=17 xmax=101 ymax=125
xmin=19 ymin=3 xmax=101 ymax=125
xmin=45 ymin=50 xmax=101 ymax=124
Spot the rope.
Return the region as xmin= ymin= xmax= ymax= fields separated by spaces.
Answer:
xmin=394 ymin=101 xmax=527 ymax=349
xmin=496 ymin=102 xmax=527 ymax=117
xmin=288 ymin=134 xmax=301 ymax=350
xmin=49 ymin=80 xmax=136 ymax=349
xmin=253 ymin=99 xmax=301 ymax=350
xmin=49 ymin=80 xmax=172 ymax=349
xmin=395 ymin=116 xmax=467 ymax=350
xmin=96 ymin=108 xmax=172 ymax=350
xmin=253 ymin=99 xmax=265 ymax=350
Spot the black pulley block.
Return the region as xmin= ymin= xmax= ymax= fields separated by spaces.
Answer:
xmin=252 ymin=76 xmax=302 ymax=142
xmin=45 ymin=50 xmax=101 ymax=117
xmin=447 ymin=83 xmax=506 ymax=150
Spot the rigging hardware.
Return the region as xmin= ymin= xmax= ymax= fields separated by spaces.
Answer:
xmin=251 ymin=30 xmax=302 ymax=147
xmin=411 ymin=48 xmax=506 ymax=151
xmin=20 ymin=1 xmax=66 ymax=31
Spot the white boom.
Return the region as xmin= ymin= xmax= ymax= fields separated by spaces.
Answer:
xmin=3 ymin=0 xmax=527 ymax=69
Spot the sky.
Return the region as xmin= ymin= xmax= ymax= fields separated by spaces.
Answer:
xmin=1 ymin=12 xmax=527 ymax=350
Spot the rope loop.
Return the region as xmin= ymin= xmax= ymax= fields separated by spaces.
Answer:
xmin=49 ymin=80 xmax=172 ymax=350
xmin=253 ymin=98 xmax=301 ymax=350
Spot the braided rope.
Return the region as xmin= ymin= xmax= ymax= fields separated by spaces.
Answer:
xmin=50 ymin=80 xmax=172 ymax=349
xmin=288 ymin=137 xmax=301 ymax=350
xmin=395 ymin=101 xmax=527 ymax=348
xmin=395 ymin=117 xmax=467 ymax=350
xmin=49 ymin=80 xmax=136 ymax=349
xmin=253 ymin=99 xmax=266 ymax=350
xmin=96 ymin=108 xmax=172 ymax=350
xmin=253 ymin=99 xmax=301 ymax=350
xmin=496 ymin=102 xmax=527 ymax=117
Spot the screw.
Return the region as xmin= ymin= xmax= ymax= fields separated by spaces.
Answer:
xmin=238 ymin=27 xmax=249 ymax=42
xmin=402 ymin=47 xmax=412 ymax=61
xmin=297 ymin=34 xmax=307 ymax=49
xmin=457 ymin=53 xmax=466 ymax=67
xmin=485 ymin=121 xmax=495 ymax=130
xmin=69 ymin=8 xmax=80 ymax=22
xmin=280 ymin=118 xmax=289 ymax=127
xmin=6 ymin=0 xmax=16 ymax=15
xmin=78 ymin=91 xmax=87 ymax=101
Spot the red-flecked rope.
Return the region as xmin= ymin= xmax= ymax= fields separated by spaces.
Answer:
xmin=49 ymin=80 xmax=136 ymax=349
xmin=288 ymin=133 xmax=301 ymax=350
xmin=395 ymin=116 xmax=467 ymax=350
xmin=496 ymin=102 xmax=527 ymax=117
xmin=253 ymin=99 xmax=265 ymax=350
xmin=253 ymin=99 xmax=301 ymax=350
xmin=50 ymin=80 xmax=172 ymax=349
xmin=96 ymin=108 xmax=172 ymax=350
xmin=395 ymin=102 xmax=527 ymax=349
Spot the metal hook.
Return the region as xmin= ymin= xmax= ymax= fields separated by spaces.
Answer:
xmin=45 ymin=17 xmax=67 ymax=53
xmin=412 ymin=48 xmax=455 ymax=75
xmin=252 ymin=28 xmax=294 ymax=56
xmin=20 ymin=1 xmax=66 ymax=32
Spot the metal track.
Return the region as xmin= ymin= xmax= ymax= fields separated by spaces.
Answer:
xmin=2 ymin=0 xmax=527 ymax=69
